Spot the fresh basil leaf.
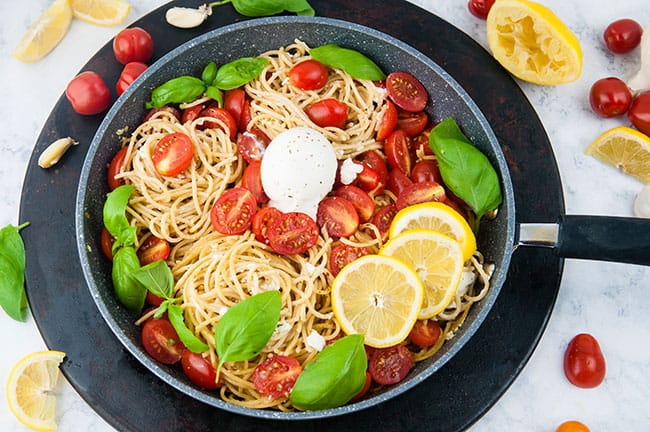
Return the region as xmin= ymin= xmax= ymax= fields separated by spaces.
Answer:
xmin=131 ymin=260 xmax=174 ymax=299
xmin=201 ymin=62 xmax=218 ymax=85
xmin=146 ymin=76 xmax=206 ymax=109
xmin=213 ymin=57 xmax=269 ymax=91
xmin=309 ymin=44 xmax=385 ymax=81
xmin=279 ymin=0 xmax=315 ymax=16
xmin=168 ymin=303 xmax=210 ymax=353
xmin=224 ymin=0 xmax=314 ymax=17
xmin=215 ymin=290 xmax=281 ymax=367
xmin=429 ymin=117 xmax=502 ymax=220
xmin=290 ymin=334 xmax=367 ymax=410
xmin=205 ymin=85 xmax=223 ymax=107
xmin=103 ymin=185 xmax=136 ymax=250
xmin=111 ymin=246 xmax=147 ymax=312
xmin=0 ymin=223 xmax=29 ymax=321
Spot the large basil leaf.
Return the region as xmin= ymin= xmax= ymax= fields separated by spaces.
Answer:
xmin=290 ymin=334 xmax=367 ymax=410
xmin=0 ymin=223 xmax=29 ymax=321
xmin=215 ymin=290 xmax=282 ymax=367
xmin=111 ymin=246 xmax=146 ymax=312
xmin=131 ymin=259 xmax=174 ymax=299
xmin=429 ymin=117 xmax=502 ymax=220
xmin=226 ymin=0 xmax=315 ymax=17
xmin=212 ymin=57 xmax=269 ymax=90
xmin=309 ymin=44 xmax=385 ymax=81
xmin=146 ymin=76 xmax=206 ymax=109
xmin=168 ymin=303 xmax=210 ymax=353
xmin=103 ymin=185 xmax=136 ymax=251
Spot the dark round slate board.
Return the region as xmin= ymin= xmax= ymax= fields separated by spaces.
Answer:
xmin=18 ymin=1 xmax=564 ymax=431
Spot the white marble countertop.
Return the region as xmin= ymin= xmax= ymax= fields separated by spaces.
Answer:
xmin=1 ymin=1 xmax=649 ymax=431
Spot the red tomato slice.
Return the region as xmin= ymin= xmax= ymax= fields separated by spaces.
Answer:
xmin=237 ymin=127 xmax=271 ymax=163
xmin=210 ymin=187 xmax=258 ymax=235
xmin=152 ymin=132 xmax=194 ymax=177
xmin=355 ymin=163 xmax=380 ymax=193
xmin=267 ymin=212 xmax=319 ymax=255
xmin=385 ymin=71 xmax=428 ymax=112
xmin=181 ymin=350 xmax=222 ymax=390
xmin=137 ymin=235 xmax=170 ymax=265
xmin=411 ymin=159 xmax=442 ymax=184
xmin=370 ymin=204 xmax=397 ymax=240
xmin=376 ymin=100 xmax=398 ymax=141
xmin=396 ymin=109 xmax=428 ymax=137
xmin=100 ymin=227 xmax=114 ymax=261
xmin=396 ymin=181 xmax=446 ymax=210
xmin=356 ymin=150 xmax=388 ymax=194
xmin=411 ymin=125 xmax=435 ymax=156
xmin=252 ymin=355 xmax=302 ymax=398
xmin=252 ymin=207 xmax=282 ymax=244
xmin=368 ymin=344 xmax=413 ymax=385
xmin=241 ymin=161 xmax=269 ymax=204
xmin=564 ymin=333 xmax=606 ymax=388
xmin=317 ymin=196 xmax=359 ymax=238
xmin=141 ymin=317 xmax=185 ymax=365
xmin=224 ymin=88 xmax=246 ymax=127
xmin=198 ymin=106 xmax=237 ymax=140
xmin=328 ymin=242 xmax=369 ymax=276
xmin=107 ymin=147 xmax=128 ymax=190
xmin=331 ymin=185 xmax=375 ymax=223
xmin=387 ymin=168 xmax=413 ymax=196
xmin=305 ymin=98 xmax=349 ymax=128
xmin=385 ymin=129 xmax=413 ymax=175
xmin=408 ymin=320 xmax=442 ymax=348
xmin=289 ymin=59 xmax=329 ymax=91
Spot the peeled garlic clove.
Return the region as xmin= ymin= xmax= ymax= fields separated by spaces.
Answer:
xmin=38 ymin=137 xmax=78 ymax=168
xmin=627 ymin=23 xmax=650 ymax=95
xmin=633 ymin=184 xmax=650 ymax=218
xmin=165 ymin=5 xmax=211 ymax=29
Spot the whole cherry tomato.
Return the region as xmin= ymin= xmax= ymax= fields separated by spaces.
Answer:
xmin=408 ymin=319 xmax=442 ymax=348
xmin=467 ymin=0 xmax=496 ymax=19
xmin=603 ymin=18 xmax=643 ymax=54
xmin=589 ymin=77 xmax=632 ymax=118
xmin=289 ymin=59 xmax=329 ymax=90
xmin=65 ymin=71 xmax=111 ymax=115
xmin=628 ymin=92 xmax=650 ymax=136
xmin=116 ymin=62 xmax=148 ymax=96
xmin=113 ymin=27 xmax=154 ymax=64
xmin=305 ymin=98 xmax=349 ymax=128
xmin=563 ymin=333 xmax=606 ymax=388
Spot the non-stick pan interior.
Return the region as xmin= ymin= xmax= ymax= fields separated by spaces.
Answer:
xmin=76 ymin=16 xmax=515 ymax=419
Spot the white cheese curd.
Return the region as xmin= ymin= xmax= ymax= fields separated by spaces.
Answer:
xmin=339 ymin=157 xmax=363 ymax=185
xmin=305 ymin=330 xmax=326 ymax=351
xmin=260 ymin=127 xmax=338 ymax=219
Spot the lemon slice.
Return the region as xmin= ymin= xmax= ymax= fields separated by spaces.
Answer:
xmin=12 ymin=0 xmax=73 ymax=63
xmin=486 ymin=0 xmax=582 ymax=85
xmin=6 ymin=350 xmax=66 ymax=432
xmin=380 ymin=230 xmax=464 ymax=319
xmin=71 ymin=0 xmax=131 ymax=26
xmin=585 ymin=126 xmax=650 ymax=183
xmin=331 ymin=254 xmax=423 ymax=348
xmin=389 ymin=202 xmax=476 ymax=262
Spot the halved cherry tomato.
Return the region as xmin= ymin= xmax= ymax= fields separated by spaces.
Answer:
xmin=564 ymin=333 xmax=606 ymax=388
xmin=210 ymin=187 xmax=257 ymax=235
xmin=237 ymin=127 xmax=271 ymax=163
xmin=305 ymin=99 xmax=349 ymax=128
xmin=351 ymin=371 xmax=372 ymax=402
xmin=332 ymin=185 xmax=375 ymax=222
xmin=137 ymin=235 xmax=170 ymax=265
xmin=289 ymin=59 xmax=329 ymax=91
xmin=252 ymin=207 xmax=282 ymax=244
xmin=356 ymin=150 xmax=388 ymax=193
xmin=100 ymin=227 xmax=114 ymax=261
xmin=354 ymin=163 xmax=380 ymax=193
xmin=116 ymin=61 xmax=148 ymax=96
xmin=408 ymin=320 xmax=442 ymax=348
xmin=385 ymin=129 xmax=413 ymax=175
xmin=181 ymin=102 xmax=209 ymax=124
xmin=113 ymin=27 xmax=154 ymax=64
xmin=224 ymin=88 xmax=246 ymax=128
xmin=143 ymin=106 xmax=181 ymax=122
xmin=370 ymin=204 xmax=397 ymax=239
xmin=411 ymin=125 xmax=434 ymax=156
xmin=198 ymin=106 xmax=237 ymax=140
xmin=317 ymin=196 xmax=359 ymax=238
xmin=145 ymin=291 xmax=165 ymax=307
xmin=411 ymin=159 xmax=442 ymax=184
xmin=396 ymin=181 xmax=446 ymax=210
xmin=368 ymin=344 xmax=413 ymax=385
xmin=328 ymin=242 xmax=369 ymax=276
xmin=107 ymin=147 xmax=128 ymax=190
xmin=376 ymin=100 xmax=398 ymax=141
xmin=385 ymin=72 xmax=427 ymax=112
xmin=268 ymin=212 xmax=319 ymax=255
xmin=252 ymin=355 xmax=302 ymax=398
xmin=387 ymin=168 xmax=413 ymax=196
xmin=141 ymin=317 xmax=185 ymax=365
xmin=181 ymin=350 xmax=222 ymax=390
xmin=556 ymin=420 xmax=590 ymax=432
xmin=396 ymin=109 xmax=428 ymax=137
xmin=239 ymin=100 xmax=252 ymax=132
xmin=65 ymin=71 xmax=111 ymax=115
xmin=152 ymin=132 xmax=194 ymax=177
xmin=241 ymin=161 xmax=269 ymax=204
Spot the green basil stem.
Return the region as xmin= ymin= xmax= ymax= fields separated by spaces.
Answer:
xmin=0 ymin=222 xmax=30 ymax=321
xmin=208 ymin=0 xmax=315 ymax=17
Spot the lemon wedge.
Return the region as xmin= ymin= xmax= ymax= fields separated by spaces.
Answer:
xmin=6 ymin=350 xmax=66 ymax=432
xmin=12 ymin=0 xmax=73 ymax=63
xmin=380 ymin=229 xmax=464 ymax=319
xmin=331 ymin=254 xmax=423 ymax=348
xmin=586 ymin=126 xmax=650 ymax=183
xmin=486 ymin=0 xmax=582 ymax=85
xmin=70 ymin=0 xmax=131 ymax=26
xmin=389 ymin=202 xmax=476 ymax=262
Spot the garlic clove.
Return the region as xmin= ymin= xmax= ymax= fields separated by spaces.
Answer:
xmin=165 ymin=5 xmax=211 ymax=29
xmin=633 ymin=184 xmax=650 ymax=218
xmin=38 ymin=137 xmax=78 ymax=168
xmin=627 ymin=22 xmax=650 ymax=95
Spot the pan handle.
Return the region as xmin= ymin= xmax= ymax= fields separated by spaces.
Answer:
xmin=517 ymin=215 xmax=650 ymax=266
